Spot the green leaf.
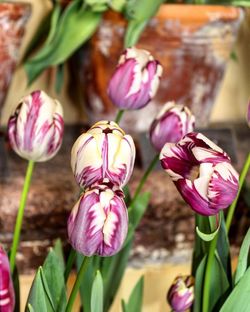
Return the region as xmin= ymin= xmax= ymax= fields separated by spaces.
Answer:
xmin=91 ymin=271 xmax=103 ymax=312
xmin=122 ymin=276 xmax=144 ymax=312
xmin=27 ymin=304 xmax=35 ymax=312
xmin=192 ymin=214 xmax=210 ymax=275
xmin=193 ymin=255 xmax=206 ymax=312
xmin=234 ymin=228 xmax=250 ymax=285
xmin=220 ymin=267 xmax=250 ymax=312
xmin=77 ymin=254 xmax=98 ymax=312
xmin=102 ymin=239 xmax=133 ymax=312
xmin=128 ymin=192 xmax=150 ymax=229
xmin=196 ymin=214 xmax=221 ymax=242
xmin=53 ymin=239 xmax=65 ymax=272
xmin=25 ymin=267 xmax=54 ymax=312
xmin=42 ymin=249 xmax=67 ymax=312
xmin=25 ymin=1 xmax=102 ymax=84
xmin=12 ymin=265 xmax=20 ymax=312
xmin=193 ymin=254 xmax=230 ymax=312
xmin=124 ymin=20 xmax=147 ymax=48
xmin=216 ymin=214 xmax=232 ymax=285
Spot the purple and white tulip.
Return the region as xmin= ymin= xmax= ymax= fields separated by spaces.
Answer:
xmin=107 ymin=47 xmax=162 ymax=110
xmin=247 ymin=100 xmax=250 ymax=127
xmin=8 ymin=90 xmax=64 ymax=162
xmin=0 ymin=246 xmax=15 ymax=312
xmin=67 ymin=183 xmax=128 ymax=257
xmin=160 ymin=132 xmax=239 ymax=216
xmin=149 ymin=101 xmax=195 ymax=151
xmin=71 ymin=121 xmax=135 ymax=188
xmin=167 ymin=275 xmax=194 ymax=312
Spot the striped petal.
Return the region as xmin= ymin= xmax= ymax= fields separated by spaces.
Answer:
xmin=71 ymin=121 xmax=135 ymax=188
xmin=67 ymin=184 xmax=128 ymax=257
xmin=150 ymin=101 xmax=195 ymax=151
xmin=160 ymin=132 xmax=239 ymax=216
xmin=0 ymin=246 xmax=15 ymax=312
xmin=108 ymin=47 xmax=162 ymax=110
xmin=8 ymin=90 xmax=64 ymax=162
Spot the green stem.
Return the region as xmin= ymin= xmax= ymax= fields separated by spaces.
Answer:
xmin=202 ymin=232 xmax=219 ymax=312
xmin=130 ymin=154 xmax=159 ymax=208
xmin=115 ymin=109 xmax=124 ymax=124
xmin=65 ymin=256 xmax=91 ymax=312
xmin=10 ymin=160 xmax=35 ymax=273
xmin=226 ymin=152 xmax=250 ymax=233
xmin=64 ymin=249 xmax=77 ymax=281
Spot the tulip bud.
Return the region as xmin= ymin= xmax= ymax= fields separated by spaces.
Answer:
xmin=8 ymin=90 xmax=64 ymax=162
xmin=67 ymin=183 xmax=128 ymax=257
xmin=247 ymin=100 xmax=250 ymax=127
xmin=167 ymin=275 xmax=194 ymax=312
xmin=71 ymin=120 xmax=135 ymax=188
xmin=149 ymin=101 xmax=195 ymax=151
xmin=0 ymin=246 xmax=15 ymax=312
xmin=107 ymin=47 xmax=162 ymax=110
xmin=160 ymin=132 xmax=239 ymax=216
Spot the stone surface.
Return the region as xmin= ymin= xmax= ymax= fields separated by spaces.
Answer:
xmin=0 ymin=124 xmax=249 ymax=272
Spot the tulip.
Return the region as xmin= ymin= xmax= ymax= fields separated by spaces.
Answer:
xmin=247 ymin=100 xmax=250 ymax=127
xmin=107 ymin=47 xmax=162 ymax=110
xmin=167 ymin=275 xmax=194 ymax=312
xmin=67 ymin=183 xmax=128 ymax=257
xmin=71 ymin=120 xmax=135 ymax=188
xmin=8 ymin=90 xmax=64 ymax=162
xmin=160 ymin=132 xmax=239 ymax=216
xmin=0 ymin=246 xmax=15 ymax=312
xmin=149 ymin=101 xmax=195 ymax=151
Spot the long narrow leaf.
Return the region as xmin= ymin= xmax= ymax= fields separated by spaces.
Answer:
xmin=91 ymin=271 xmax=103 ymax=312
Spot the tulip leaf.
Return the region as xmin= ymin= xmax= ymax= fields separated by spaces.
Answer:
xmin=25 ymin=267 xmax=54 ymax=312
xmin=27 ymin=304 xmax=35 ymax=312
xmin=193 ymin=253 xmax=230 ymax=312
xmin=12 ymin=265 xmax=20 ymax=312
xmin=91 ymin=271 xmax=103 ymax=312
xmin=42 ymin=248 xmax=67 ymax=312
xmin=53 ymin=239 xmax=65 ymax=272
xmin=121 ymin=276 xmax=144 ymax=312
xmin=24 ymin=0 xmax=102 ymax=84
xmin=216 ymin=214 xmax=232 ymax=284
xmin=128 ymin=192 xmax=150 ymax=229
xmin=196 ymin=213 xmax=221 ymax=242
xmin=234 ymin=228 xmax=250 ymax=285
xmin=220 ymin=267 xmax=250 ymax=312
xmin=77 ymin=254 xmax=98 ymax=312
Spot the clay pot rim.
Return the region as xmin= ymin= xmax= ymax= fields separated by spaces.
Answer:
xmin=155 ymin=4 xmax=244 ymax=21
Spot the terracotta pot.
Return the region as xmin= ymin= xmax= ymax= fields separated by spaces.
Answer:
xmin=83 ymin=5 xmax=244 ymax=132
xmin=0 ymin=2 xmax=31 ymax=122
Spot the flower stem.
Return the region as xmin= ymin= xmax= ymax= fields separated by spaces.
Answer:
xmin=115 ymin=109 xmax=125 ymax=124
xmin=65 ymin=256 xmax=91 ymax=312
xmin=10 ymin=160 xmax=34 ymax=273
xmin=130 ymin=154 xmax=159 ymax=207
xmin=64 ymin=249 xmax=77 ymax=281
xmin=226 ymin=152 xmax=250 ymax=233
xmin=202 ymin=232 xmax=219 ymax=312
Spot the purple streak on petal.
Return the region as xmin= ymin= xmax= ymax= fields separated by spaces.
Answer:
xmin=67 ymin=186 xmax=128 ymax=257
xmin=23 ymin=90 xmax=42 ymax=151
xmin=108 ymin=59 xmax=137 ymax=108
xmin=175 ymin=179 xmax=216 ymax=216
xmin=208 ymin=163 xmax=239 ymax=210
xmin=0 ymin=247 xmax=15 ymax=312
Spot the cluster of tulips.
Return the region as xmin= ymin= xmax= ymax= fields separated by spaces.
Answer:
xmin=1 ymin=46 xmax=249 ymax=312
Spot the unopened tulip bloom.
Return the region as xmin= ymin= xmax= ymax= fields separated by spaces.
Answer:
xmin=8 ymin=90 xmax=64 ymax=162
xmin=149 ymin=101 xmax=195 ymax=151
xmin=0 ymin=246 xmax=15 ymax=312
xmin=160 ymin=132 xmax=239 ymax=216
xmin=247 ymin=100 xmax=250 ymax=127
xmin=167 ymin=275 xmax=194 ymax=312
xmin=71 ymin=121 xmax=135 ymax=188
xmin=107 ymin=47 xmax=162 ymax=110
xmin=67 ymin=183 xmax=128 ymax=257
